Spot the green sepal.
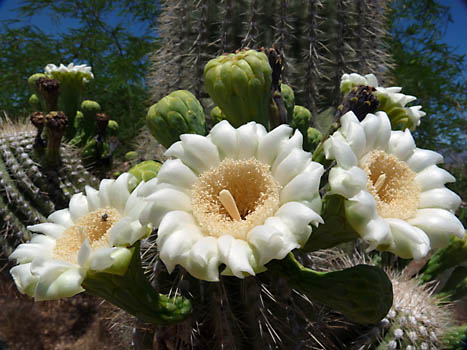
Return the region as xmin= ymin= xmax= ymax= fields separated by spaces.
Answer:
xmin=128 ymin=160 xmax=162 ymax=191
xmin=420 ymin=235 xmax=467 ymax=283
xmin=210 ymin=106 xmax=226 ymax=125
xmin=268 ymin=253 xmax=393 ymax=324
xmin=101 ymin=247 xmax=135 ymax=276
xmin=303 ymin=194 xmax=359 ymax=252
xmin=82 ymin=242 xmax=192 ymax=325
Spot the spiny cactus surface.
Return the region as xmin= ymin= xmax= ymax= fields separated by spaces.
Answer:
xmin=149 ymin=0 xmax=392 ymax=122
xmin=0 ymin=121 xmax=99 ymax=258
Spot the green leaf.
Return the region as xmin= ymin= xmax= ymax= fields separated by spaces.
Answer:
xmin=269 ymin=253 xmax=393 ymax=324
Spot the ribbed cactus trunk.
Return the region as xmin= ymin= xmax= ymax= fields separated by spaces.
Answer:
xmin=148 ymin=0 xmax=392 ymax=120
xmin=0 ymin=122 xmax=99 ymax=258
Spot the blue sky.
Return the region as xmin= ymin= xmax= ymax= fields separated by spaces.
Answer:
xmin=0 ymin=0 xmax=466 ymax=56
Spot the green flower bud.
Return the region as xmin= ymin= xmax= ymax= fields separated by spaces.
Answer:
xmin=210 ymin=106 xmax=226 ymax=125
xmin=125 ymin=151 xmax=139 ymax=161
xmin=128 ymin=160 xmax=162 ymax=190
xmin=146 ymin=90 xmax=206 ymax=149
xmin=291 ymin=105 xmax=314 ymax=150
xmin=29 ymin=94 xmax=41 ymax=111
xmin=281 ymin=84 xmax=295 ymax=122
xmin=307 ymin=127 xmax=323 ymax=153
xmin=107 ymin=120 xmax=119 ymax=137
xmin=204 ymin=49 xmax=272 ymax=128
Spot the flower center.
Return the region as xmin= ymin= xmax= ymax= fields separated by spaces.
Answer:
xmin=52 ymin=208 xmax=122 ymax=264
xmin=361 ymin=150 xmax=420 ymax=220
xmin=191 ymin=158 xmax=281 ymax=240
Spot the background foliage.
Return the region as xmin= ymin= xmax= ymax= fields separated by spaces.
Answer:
xmin=0 ymin=0 xmax=159 ymax=141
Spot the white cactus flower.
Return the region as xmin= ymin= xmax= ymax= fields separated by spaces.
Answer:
xmin=45 ymin=62 xmax=94 ymax=81
xmin=139 ymin=120 xmax=324 ymax=281
xmin=324 ymin=111 xmax=464 ymax=259
xmin=9 ymin=173 xmax=149 ymax=300
xmin=340 ymin=72 xmax=426 ymax=128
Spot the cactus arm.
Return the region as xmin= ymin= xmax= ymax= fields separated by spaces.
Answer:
xmin=269 ymin=252 xmax=393 ymax=324
xmin=82 ymin=242 xmax=192 ymax=325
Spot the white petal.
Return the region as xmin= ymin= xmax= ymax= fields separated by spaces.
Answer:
xmin=275 ymin=201 xmax=323 ymax=239
xmin=363 ymin=218 xmax=392 ymax=250
xmin=364 ymin=74 xmax=378 ymax=87
xmin=157 ymin=210 xmax=198 ymax=241
xmin=218 ymin=235 xmax=255 ymax=278
xmin=158 ymin=227 xmax=202 ymax=273
xmin=27 ymin=223 xmax=65 ymax=239
xmin=415 ymin=165 xmax=456 ymax=191
xmin=156 ymin=159 xmax=198 ymax=190
xmin=236 ymin=122 xmax=260 ymax=159
xmin=89 ymin=247 xmax=115 ymax=271
xmin=360 ymin=113 xmax=381 ymax=152
xmin=257 ymin=124 xmax=293 ymax=165
xmin=85 ymin=186 xmax=101 ymax=211
xmin=406 ymin=148 xmax=443 ymax=173
xmin=10 ymin=263 xmax=40 ymax=296
xmin=345 ymin=191 xmax=379 ymax=234
xmin=324 ymin=135 xmax=357 ymax=169
xmin=187 ymin=237 xmax=220 ymax=282
xmin=174 ymin=134 xmax=220 ymax=174
xmin=47 ymin=209 xmax=73 ymax=228
xmin=328 ymin=166 xmax=367 ymax=199
xmin=123 ymin=188 xmax=147 ymax=218
xmin=388 ymin=129 xmax=415 ymax=161
xmin=98 ymin=179 xmax=114 ymax=208
xmin=77 ymin=239 xmax=91 ymax=266
xmin=9 ymin=234 xmax=55 ymax=263
xmin=280 ymin=162 xmax=324 ymax=205
xmin=419 ymin=188 xmax=461 ymax=212
xmin=69 ymin=193 xmax=89 ymax=221
xmin=272 ymin=148 xmax=311 ymax=186
xmin=248 ymin=221 xmax=300 ymax=266
xmin=137 ymin=177 xmax=159 ymax=197
xmin=372 ymin=111 xmax=392 ymax=150
xmin=209 ymin=120 xmax=238 ymax=160
xmin=140 ymin=188 xmax=192 ymax=226
xmin=273 ymin=129 xmax=303 ymax=167
xmin=341 ymin=111 xmax=366 ymax=158
xmin=110 ymin=217 xmax=147 ymax=246
xmin=386 ymin=219 xmax=430 ymax=259
xmin=30 ymin=258 xmax=84 ymax=300
xmin=109 ymin=173 xmax=131 ymax=212
xmin=408 ymin=208 xmax=465 ymax=248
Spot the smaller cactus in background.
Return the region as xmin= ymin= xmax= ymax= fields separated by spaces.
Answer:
xmin=146 ymin=90 xmax=206 ymax=149
xmin=204 ymin=49 xmax=272 ymax=128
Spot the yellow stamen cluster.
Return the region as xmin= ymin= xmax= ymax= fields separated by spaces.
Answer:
xmin=361 ymin=150 xmax=420 ymax=220
xmin=53 ymin=208 xmax=121 ymax=264
xmin=191 ymin=158 xmax=281 ymax=240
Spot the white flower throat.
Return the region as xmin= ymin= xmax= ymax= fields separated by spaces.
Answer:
xmin=53 ymin=208 xmax=121 ymax=264
xmin=191 ymin=158 xmax=281 ymax=240
xmin=361 ymin=150 xmax=420 ymax=220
